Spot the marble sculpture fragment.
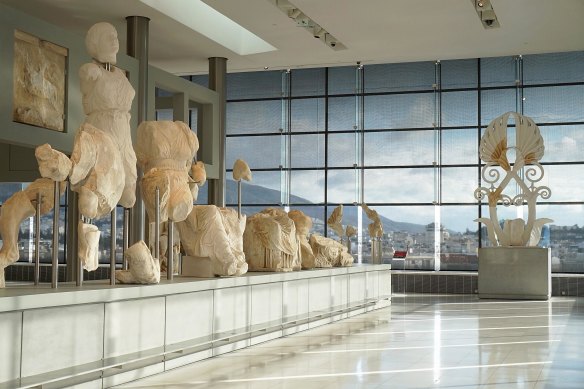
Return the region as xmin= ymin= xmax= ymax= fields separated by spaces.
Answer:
xmin=309 ymin=234 xmax=354 ymax=268
xmin=0 ymin=179 xmax=66 ymax=287
xmin=35 ymin=143 xmax=72 ymax=182
xmin=243 ymin=208 xmax=300 ymax=272
xmin=116 ymin=240 xmax=160 ymax=284
xmin=327 ymin=204 xmax=344 ymax=238
xmin=288 ymin=209 xmax=315 ymax=269
xmin=176 ymin=205 xmax=248 ymax=277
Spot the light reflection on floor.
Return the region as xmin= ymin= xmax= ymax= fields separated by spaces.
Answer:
xmin=115 ymin=294 xmax=584 ymax=388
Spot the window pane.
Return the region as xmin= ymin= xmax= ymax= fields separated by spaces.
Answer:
xmin=543 ymin=165 xmax=584 ymax=202
xmin=291 ymin=170 xmax=324 ymax=204
xmin=291 ymin=98 xmax=325 ymax=132
xmin=328 ymin=96 xmax=355 ymax=131
xmin=440 ymin=205 xmax=479 ymax=271
xmin=327 ymin=169 xmax=358 ymax=204
xmin=481 ymin=56 xmax=516 ymax=87
xmin=481 ymin=89 xmax=517 ymax=125
xmin=441 ymin=91 xmax=478 ymax=127
xmin=328 ymin=65 xmax=357 ymax=95
xmin=441 ymin=129 xmax=479 ymax=165
xmin=226 ymin=100 xmax=281 ymax=135
xmin=227 ymin=71 xmax=282 ymax=100
xmin=328 ymin=133 xmax=357 ymax=168
xmin=195 ymin=181 xmax=209 ymax=205
xmin=365 ymin=62 xmax=435 ymax=93
xmin=226 ymin=135 xmax=281 ymax=170
xmin=540 ymin=125 xmax=584 ymax=163
xmin=541 ymin=205 xmax=584 ymax=273
xmin=228 ymin=173 xmax=281 ymax=205
xmin=365 ymin=93 xmax=434 ymax=129
xmin=524 ymin=85 xmax=584 ymax=123
xmin=364 ymin=168 xmax=434 ymax=203
xmin=441 ymin=59 xmax=478 ymax=89
xmin=364 ymin=130 xmax=435 ymax=166
xmin=379 ymin=205 xmax=435 ymax=270
xmin=291 ymin=134 xmax=324 ymax=168
xmin=189 ymin=108 xmax=198 ymax=134
xmin=155 ymin=109 xmax=173 ymax=121
xmin=523 ymin=52 xmax=584 ymax=85
xmin=291 ymin=68 xmax=325 ymax=96
xmin=190 ymin=74 xmax=208 ymax=88
xmin=0 ymin=183 xmax=25 ymax=203
xmin=441 ymin=167 xmax=479 ymax=203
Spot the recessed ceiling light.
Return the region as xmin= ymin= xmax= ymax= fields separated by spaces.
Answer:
xmin=140 ymin=0 xmax=277 ymax=55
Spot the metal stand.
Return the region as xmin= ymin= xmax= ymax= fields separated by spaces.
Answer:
xmin=110 ymin=207 xmax=117 ymax=286
xmin=167 ymin=221 xmax=174 ymax=281
xmin=34 ymin=193 xmax=41 ymax=286
xmin=123 ymin=208 xmax=130 ymax=270
xmin=371 ymin=238 xmax=382 ymax=264
xmin=51 ymin=182 xmax=60 ymax=289
xmin=237 ymin=180 xmax=242 ymax=219
xmin=155 ymin=187 xmax=160 ymax=261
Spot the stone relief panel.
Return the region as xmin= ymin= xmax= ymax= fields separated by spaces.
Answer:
xmin=13 ymin=30 xmax=67 ymax=132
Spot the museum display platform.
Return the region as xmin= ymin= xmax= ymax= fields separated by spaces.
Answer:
xmin=0 ymin=264 xmax=391 ymax=389
xmin=478 ymin=247 xmax=551 ymax=300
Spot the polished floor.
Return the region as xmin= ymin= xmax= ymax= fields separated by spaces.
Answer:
xmin=115 ymin=294 xmax=584 ymax=388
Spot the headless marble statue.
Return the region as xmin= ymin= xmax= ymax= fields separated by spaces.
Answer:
xmin=243 ymin=208 xmax=300 ymax=272
xmin=0 ymin=179 xmax=66 ymax=287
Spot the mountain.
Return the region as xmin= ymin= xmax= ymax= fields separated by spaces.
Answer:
xmin=222 ymin=179 xmax=426 ymax=234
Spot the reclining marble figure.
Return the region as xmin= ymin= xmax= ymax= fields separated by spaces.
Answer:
xmin=243 ymin=208 xmax=301 ymax=272
xmin=309 ymin=234 xmax=354 ymax=268
xmin=0 ymin=179 xmax=66 ymax=287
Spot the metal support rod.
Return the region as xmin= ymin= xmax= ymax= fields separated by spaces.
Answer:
xmin=237 ymin=180 xmax=242 ymax=219
xmin=34 ymin=193 xmax=41 ymax=286
xmin=155 ymin=187 xmax=160 ymax=261
xmin=167 ymin=221 xmax=174 ymax=281
xmin=123 ymin=208 xmax=130 ymax=270
xmin=110 ymin=207 xmax=117 ymax=286
xmin=51 ymin=182 xmax=60 ymax=289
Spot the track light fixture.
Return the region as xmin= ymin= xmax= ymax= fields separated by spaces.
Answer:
xmin=271 ymin=0 xmax=346 ymax=50
xmin=470 ymin=0 xmax=499 ymax=28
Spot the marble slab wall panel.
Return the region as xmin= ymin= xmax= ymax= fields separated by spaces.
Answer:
xmin=250 ymin=283 xmax=283 ymax=345
xmin=331 ymin=274 xmax=348 ymax=321
xmin=165 ymin=290 xmax=214 ymax=369
xmin=348 ymin=272 xmax=367 ymax=316
xmin=282 ymin=279 xmax=309 ymax=336
xmin=377 ymin=270 xmax=392 ymax=308
xmin=213 ymin=286 xmax=251 ymax=355
xmin=21 ymin=303 xmax=104 ymax=377
xmin=308 ymin=276 xmax=332 ymax=328
xmin=13 ymin=30 xmax=66 ymax=132
xmin=103 ymin=297 xmax=165 ymax=358
xmin=0 ymin=311 xmax=22 ymax=383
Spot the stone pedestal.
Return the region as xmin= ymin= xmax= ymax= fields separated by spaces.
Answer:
xmin=478 ymin=247 xmax=551 ymax=300
xmin=371 ymin=239 xmax=382 ymax=264
xmin=181 ymin=256 xmax=214 ymax=278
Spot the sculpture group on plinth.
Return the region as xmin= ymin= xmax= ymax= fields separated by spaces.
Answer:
xmin=474 ymin=112 xmax=553 ymax=300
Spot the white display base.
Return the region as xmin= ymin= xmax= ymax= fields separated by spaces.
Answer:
xmin=0 ymin=264 xmax=390 ymax=389
xmin=181 ymin=256 xmax=214 ymax=278
xmin=478 ymin=247 xmax=550 ymax=300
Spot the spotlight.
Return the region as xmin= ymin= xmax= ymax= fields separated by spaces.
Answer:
xmin=313 ymin=26 xmax=325 ymax=38
xmin=287 ymin=8 xmax=301 ymax=18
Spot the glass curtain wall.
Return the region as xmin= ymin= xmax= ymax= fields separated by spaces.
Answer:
xmin=217 ymin=51 xmax=584 ymax=273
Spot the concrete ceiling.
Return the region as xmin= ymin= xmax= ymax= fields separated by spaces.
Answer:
xmin=2 ymin=0 xmax=583 ymax=75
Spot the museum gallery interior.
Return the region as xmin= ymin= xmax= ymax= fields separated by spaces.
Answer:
xmin=0 ymin=0 xmax=583 ymax=388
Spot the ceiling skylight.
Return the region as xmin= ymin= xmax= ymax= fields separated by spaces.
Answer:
xmin=140 ymin=0 xmax=277 ymax=55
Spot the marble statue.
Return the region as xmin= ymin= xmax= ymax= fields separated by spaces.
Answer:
xmin=309 ymin=234 xmax=354 ymax=268
xmin=327 ymin=204 xmax=344 ymax=237
xmin=288 ymin=209 xmax=315 ymax=269
xmin=81 ymin=22 xmax=137 ymax=209
xmin=176 ymin=206 xmax=248 ymax=277
xmin=233 ymin=159 xmax=252 ymax=181
xmin=474 ymin=112 xmax=552 ymax=246
xmin=190 ymin=161 xmax=206 ymax=201
xmin=0 ymin=179 xmax=66 ymax=287
xmin=78 ymin=222 xmax=100 ymax=272
xmin=243 ymin=208 xmax=300 ymax=272
xmin=136 ymin=120 xmax=200 ymax=223
xmin=362 ymin=203 xmax=383 ymax=238
xmin=116 ymin=240 xmax=160 ymax=284
xmin=69 ymin=123 xmax=125 ymax=219
xmin=149 ymin=221 xmax=181 ymax=274
xmin=35 ymin=144 xmax=72 ymax=182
